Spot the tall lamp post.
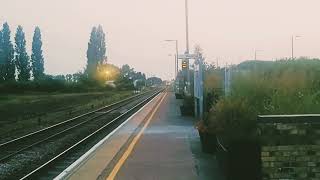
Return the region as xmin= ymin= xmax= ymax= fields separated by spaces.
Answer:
xmin=292 ymin=35 xmax=301 ymax=60
xmin=254 ymin=49 xmax=263 ymax=61
xmin=184 ymin=0 xmax=191 ymax=94
xmin=185 ymin=0 xmax=190 ymax=54
xmin=165 ymin=40 xmax=179 ymax=78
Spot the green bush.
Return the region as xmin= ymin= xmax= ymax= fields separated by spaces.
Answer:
xmin=207 ymin=98 xmax=257 ymax=143
xmin=0 ymin=75 xmax=113 ymax=94
xmin=180 ymin=96 xmax=195 ymax=116
xmin=206 ymin=58 xmax=320 ymax=143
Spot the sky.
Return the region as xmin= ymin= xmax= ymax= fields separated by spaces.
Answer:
xmin=1 ymin=0 xmax=320 ymax=80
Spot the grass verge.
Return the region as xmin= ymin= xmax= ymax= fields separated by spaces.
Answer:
xmin=0 ymin=90 xmax=133 ymax=143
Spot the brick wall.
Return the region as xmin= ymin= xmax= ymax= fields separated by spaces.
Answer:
xmin=258 ymin=115 xmax=320 ymax=180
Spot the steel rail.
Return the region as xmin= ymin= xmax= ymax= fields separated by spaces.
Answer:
xmin=0 ymin=90 xmax=152 ymax=162
xmin=19 ymin=89 xmax=163 ymax=180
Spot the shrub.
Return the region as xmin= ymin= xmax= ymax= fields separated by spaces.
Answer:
xmin=205 ymin=58 xmax=320 ymax=143
xmin=180 ymin=96 xmax=195 ymax=116
xmin=207 ymin=98 xmax=257 ymax=143
xmin=0 ymin=74 xmax=113 ymax=94
xmin=203 ymin=65 xmax=223 ymax=113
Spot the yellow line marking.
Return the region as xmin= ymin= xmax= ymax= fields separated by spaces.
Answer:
xmin=106 ymin=91 xmax=167 ymax=180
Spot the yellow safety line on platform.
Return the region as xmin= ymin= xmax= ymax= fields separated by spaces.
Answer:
xmin=106 ymin=91 xmax=167 ymax=180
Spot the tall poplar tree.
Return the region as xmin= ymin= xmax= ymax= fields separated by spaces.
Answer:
xmin=86 ymin=26 xmax=97 ymax=78
xmin=15 ymin=25 xmax=30 ymax=81
xmin=96 ymin=25 xmax=106 ymax=64
xmin=86 ymin=25 xmax=106 ymax=79
xmin=0 ymin=23 xmax=15 ymax=81
xmin=31 ymin=26 xmax=44 ymax=80
xmin=0 ymin=28 xmax=4 ymax=81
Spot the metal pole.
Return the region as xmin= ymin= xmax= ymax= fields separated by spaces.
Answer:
xmin=254 ymin=50 xmax=257 ymax=61
xmin=224 ymin=63 xmax=227 ymax=96
xmin=164 ymin=40 xmax=179 ymax=80
xmin=185 ymin=0 xmax=190 ymax=53
xmin=199 ymin=57 xmax=204 ymax=119
xmin=174 ymin=54 xmax=177 ymax=78
xmin=175 ymin=40 xmax=179 ymax=79
xmin=184 ymin=0 xmax=191 ymax=95
xmin=176 ymin=57 xmax=178 ymax=78
xmin=216 ymin=58 xmax=219 ymax=69
xmin=291 ymin=36 xmax=294 ymax=60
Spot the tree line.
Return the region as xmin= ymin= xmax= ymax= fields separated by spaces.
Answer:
xmin=86 ymin=25 xmax=106 ymax=80
xmin=84 ymin=25 xmax=162 ymax=89
xmin=0 ymin=23 xmax=161 ymax=93
xmin=0 ymin=22 xmax=44 ymax=82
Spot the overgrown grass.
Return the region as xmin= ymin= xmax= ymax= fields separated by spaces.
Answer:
xmin=0 ymin=79 xmax=114 ymax=94
xmin=0 ymin=90 xmax=132 ymax=142
xmin=206 ymin=58 xmax=320 ymax=143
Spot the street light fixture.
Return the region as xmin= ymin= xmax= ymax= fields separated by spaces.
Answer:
xmin=292 ymin=35 xmax=301 ymax=60
xmin=185 ymin=0 xmax=190 ymax=54
xmin=184 ymin=0 xmax=191 ymax=95
xmin=164 ymin=40 xmax=179 ymax=78
xmin=254 ymin=49 xmax=263 ymax=61
xmin=165 ymin=0 xmax=191 ymax=94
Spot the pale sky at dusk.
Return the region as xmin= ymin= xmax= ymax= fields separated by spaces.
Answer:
xmin=1 ymin=0 xmax=320 ymax=80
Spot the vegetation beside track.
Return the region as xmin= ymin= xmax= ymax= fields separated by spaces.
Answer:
xmin=0 ymin=90 xmax=160 ymax=179
xmin=195 ymin=58 xmax=320 ymax=179
xmin=0 ymin=90 xmax=133 ymax=143
xmin=205 ymin=58 xmax=320 ymax=143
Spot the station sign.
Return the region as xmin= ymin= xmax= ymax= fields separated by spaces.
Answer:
xmin=193 ymin=60 xmax=203 ymax=99
xmin=178 ymin=54 xmax=197 ymax=60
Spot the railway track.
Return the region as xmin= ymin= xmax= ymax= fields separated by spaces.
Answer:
xmin=0 ymin=89 xmax=163 ymax=180
xmin=0 ymin=90 xmax=150 ymax=162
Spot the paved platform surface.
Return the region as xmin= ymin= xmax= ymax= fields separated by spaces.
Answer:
xmin=61 ymin=92 xmax=164 ymax=180
xmin=107 ymin=91 xmax=224 ymax=180
xmin=62 ymin=90 xmax=224 ymax=180
xmin=112 ymin=91 xmax=198 ymax=180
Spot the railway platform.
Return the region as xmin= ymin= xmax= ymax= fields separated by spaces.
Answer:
xmin=56 ymin=90 xmax=223 ymax=180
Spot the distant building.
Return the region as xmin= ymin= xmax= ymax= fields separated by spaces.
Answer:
xmin=105 ymin=80 xmax=116 ymax=88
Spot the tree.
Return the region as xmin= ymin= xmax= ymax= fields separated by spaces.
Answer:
xmin=96 ymin=63 xmax=120 ymax=81
xmin=72 ymin=72 xmax=83 ymax=83
xmin=86 ymin=25 xmax=106 ymax=79
xmin=0 ymin=29 xmax=4 ymax=81
xmin=120 ymin=64 xmax=133 ymax=78
xmin=0 ymin=23 xmax=15 ymax=81
xmin=96 ymin=25 xmax=106 ymax=64
xmin=86 ymin=26 xmax=97 ymax=78
xmin=15 ymin=25 xmax=30 ymax=81
xmin=66 ymin=74 xmax=73 ymax=82
xmin=147 ymin=77 xmax=162 ymax=86
xmin=194 ymin=44 xmax=203 ymax=56
xmin=31 ymin=26 xmax=44 ymax=80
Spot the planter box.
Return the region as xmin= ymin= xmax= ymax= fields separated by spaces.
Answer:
xmin=226 ymin=140 xmax=262 ymax=180
xmin=180 ymin=106 xmax=194 ymax=116
xmin=198 ymin=131 xmax=217 ymax=154
xmin=175 ymin=93 xmax=184 ymax=99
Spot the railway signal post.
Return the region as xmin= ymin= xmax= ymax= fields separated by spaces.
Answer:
xmin=178 ymin=53 xmax=195 ymax=96
xmin=193 ymin=55 xmax=204 ymax=119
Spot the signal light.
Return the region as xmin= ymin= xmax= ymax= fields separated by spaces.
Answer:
xmin=182 ymin=61 xmax=188 ymax=69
